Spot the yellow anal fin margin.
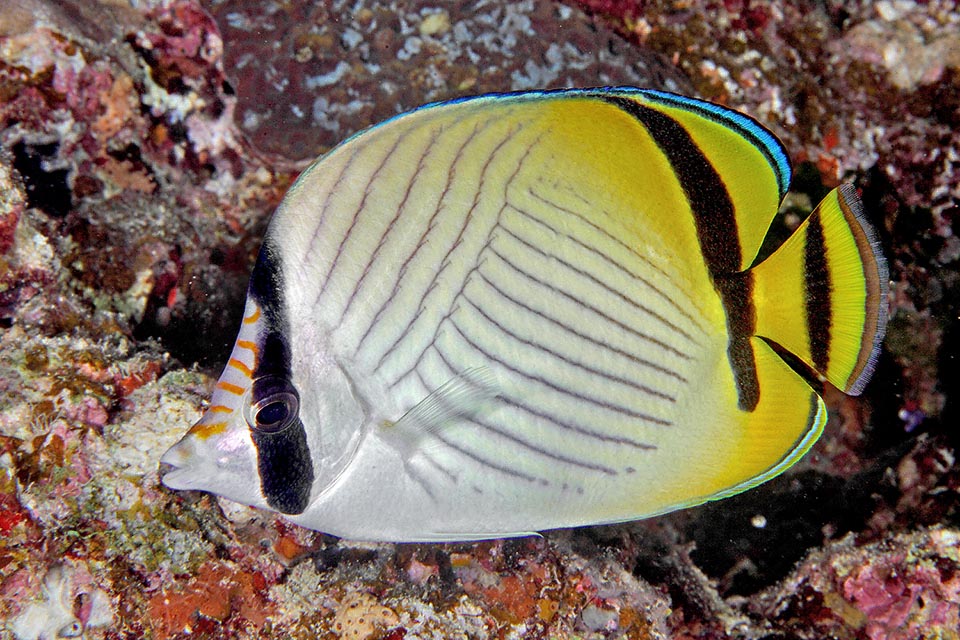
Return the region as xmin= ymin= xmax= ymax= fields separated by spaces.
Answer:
xmin=751 ymin=184 xmax=888 ymax=395
xmin=675 ymin=337 xmax=825 ymax=509
xmin=711 ymin=337 xmax=826 ymax=500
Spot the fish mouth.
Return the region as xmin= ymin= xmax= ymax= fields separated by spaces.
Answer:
xmin=158 ymin=464 xmax=180 ymax=488
xmin=159 ymin=441 xmax=200 ymax=490
xmin=159 ymin=462 xmax=205 ymax=491
xmin=158 ymin=461 xmax=191 ymax=490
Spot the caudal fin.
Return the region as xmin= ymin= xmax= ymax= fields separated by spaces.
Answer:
xmin=751 ymin=184 xmax=888 ymax=395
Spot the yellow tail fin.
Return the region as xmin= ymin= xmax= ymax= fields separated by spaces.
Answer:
xmin=751 ymin=184 xmax=888 ymax=395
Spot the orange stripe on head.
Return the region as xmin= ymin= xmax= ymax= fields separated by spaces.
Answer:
xmin=188 ymin=421 xmax=228 ymax=439
xmin=228 ymin=358 xmax=254 ymax=377
xmin=243 ymin=307 xmax=261 ymax=324
xmin=217 ymin=381 xmax=246 ymax=395
xmin=236 ymin=340 xmax=258 ymax=354
xmin=208 ymin=405 xmax=233 ymax=413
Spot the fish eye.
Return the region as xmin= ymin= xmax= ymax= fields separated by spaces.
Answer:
xmin=244 ymin=376 xmax=299 ymax=434
xmin=256 ymin=401 xmax=288 ymax=426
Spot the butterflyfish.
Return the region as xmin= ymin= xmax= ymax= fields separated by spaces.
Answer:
xmin=160 ymin=88 xmax=888 ymax=542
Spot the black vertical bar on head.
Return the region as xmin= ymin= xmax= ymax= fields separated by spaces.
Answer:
xmin=247 ymin=236 xmax=315 ymax=514
xmin=251 ymin=420 xmax=314 ymax=514
xmin=249 ymin=240 xmax=292 ymax=378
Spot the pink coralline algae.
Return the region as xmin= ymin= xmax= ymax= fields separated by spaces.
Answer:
xmin=755 ymin=528 xmax=960 ymax=640
xmin=0 ymin=157 xmax=23 ymax=255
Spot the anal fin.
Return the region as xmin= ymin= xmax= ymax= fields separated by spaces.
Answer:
xmin=707 ymin=337 xmax=827 ymax=501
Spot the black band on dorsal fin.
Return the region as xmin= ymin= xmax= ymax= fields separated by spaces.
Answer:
xmin=599 ymin=95 xmax=760 ymax=411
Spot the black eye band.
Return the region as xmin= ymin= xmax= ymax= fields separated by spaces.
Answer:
xmin=244 ymin=376 xmax=299 ymax=434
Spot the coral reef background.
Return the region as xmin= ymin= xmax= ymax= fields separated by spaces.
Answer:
xmin=1 ymin=0 xmax=958 ymax=638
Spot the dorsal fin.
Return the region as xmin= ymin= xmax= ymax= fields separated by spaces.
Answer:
xmin=621 ymin=90 xmax=791 ymax=271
